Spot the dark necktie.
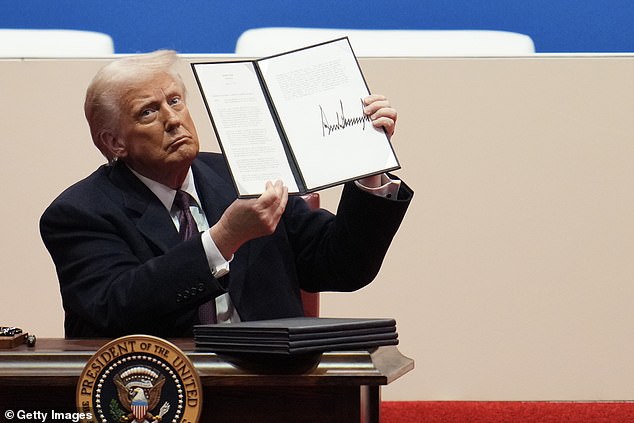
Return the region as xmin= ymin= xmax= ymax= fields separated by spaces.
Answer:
xmin=173 ymin=190 xmax=198 ymax=241
xmin=173 ymin=190 xmax=217 ymax=324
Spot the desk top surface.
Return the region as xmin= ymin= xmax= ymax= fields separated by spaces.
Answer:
xmin=0 ymin=338 xmax=413 ymax=387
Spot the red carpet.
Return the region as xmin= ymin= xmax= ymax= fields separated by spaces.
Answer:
xmin=381 ymin=401 xmax=634 ymax=423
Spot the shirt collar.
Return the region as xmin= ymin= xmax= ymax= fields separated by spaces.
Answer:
xmin=127 ymin=166 xmax=201 ymax=211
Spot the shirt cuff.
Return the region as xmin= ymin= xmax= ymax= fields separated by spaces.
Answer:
xmin=355 ymin=174 xmax=402 ymax=199
xmin=201 ymin=230 xmax=232 ymax=278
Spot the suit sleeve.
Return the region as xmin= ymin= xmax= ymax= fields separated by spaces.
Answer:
xmin=286 ymin=179 xmax=413 ymax=293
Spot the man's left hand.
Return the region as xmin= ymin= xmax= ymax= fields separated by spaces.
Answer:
xmin=363 ymin=94 xmax=397 ymax=139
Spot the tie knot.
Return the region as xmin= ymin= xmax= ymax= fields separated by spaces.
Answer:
xmin=173 ymin=190 xmax=193 ymax=211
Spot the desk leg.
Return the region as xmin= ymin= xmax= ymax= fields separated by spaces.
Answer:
xmin=360 ymin=385 xmax=380 ymax=423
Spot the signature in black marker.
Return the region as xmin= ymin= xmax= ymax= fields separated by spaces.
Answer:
xmin=320 ymin=99 xmax=371 ymax=137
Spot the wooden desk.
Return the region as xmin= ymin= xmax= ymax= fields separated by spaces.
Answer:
xmin=0 ymin=339 xmax=413 ymax=422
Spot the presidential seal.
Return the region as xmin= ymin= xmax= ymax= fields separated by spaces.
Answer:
xmin=76 ymin=335 xmax=202 ymax=423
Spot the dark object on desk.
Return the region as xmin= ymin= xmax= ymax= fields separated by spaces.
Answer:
xmin=26 ymin=334 xmax=37 ymax=347
xmin=0 ymin=327 xmax=37 ymax=349
xmin=194 ymin=317 xmax=398 ymax=354
xmin=195 ymin=317 xmax=398 ymax=373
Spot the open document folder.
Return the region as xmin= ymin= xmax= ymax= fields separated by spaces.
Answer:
xmin=192 ymin=37 xmax=400 ymax=198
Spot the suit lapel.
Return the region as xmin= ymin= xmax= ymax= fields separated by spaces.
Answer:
xmin=108 ymin=162 xmax=181 ymax=253
xmin=191 ymin=158 xmax=236 ymax=226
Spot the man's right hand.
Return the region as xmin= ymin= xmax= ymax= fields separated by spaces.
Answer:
xmin=210 ymin=180 xmax=288 ymax=259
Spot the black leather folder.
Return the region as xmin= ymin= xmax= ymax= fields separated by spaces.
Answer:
xmin=194 ymin=317 xmax=398 ymax=355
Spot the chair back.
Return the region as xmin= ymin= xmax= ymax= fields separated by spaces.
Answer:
xmin=236 ymin=27 xmax=535 ymax=57
xmin=0 ymin=29 xmax=114 ymax=57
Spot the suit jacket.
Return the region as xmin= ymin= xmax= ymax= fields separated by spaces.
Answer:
xmin=40 ymin=152 xmax=413 ymax=338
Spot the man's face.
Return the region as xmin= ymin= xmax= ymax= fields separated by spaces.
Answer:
xmin=113 ymin=72 xmax=200 ymax=186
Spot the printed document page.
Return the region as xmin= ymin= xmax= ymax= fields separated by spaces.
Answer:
xmin=194 ymin=61 xmax=299 ymax=196
xmin=258 ymin=38 xmax=399 ymax=190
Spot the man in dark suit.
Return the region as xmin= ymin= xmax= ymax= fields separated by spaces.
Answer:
xmin=40 ymin=50 xmax=413 ymax=338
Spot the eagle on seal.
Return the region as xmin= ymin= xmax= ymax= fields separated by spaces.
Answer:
xmin=114 ymin=368 xmax=168 ymax=422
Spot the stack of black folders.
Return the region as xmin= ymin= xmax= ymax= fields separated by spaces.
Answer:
xmin=194 ymin=317 xmax=398 ymax=373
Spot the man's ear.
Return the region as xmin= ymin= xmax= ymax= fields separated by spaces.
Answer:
xmin=99 ymin=131 xmax=127 ymax=160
